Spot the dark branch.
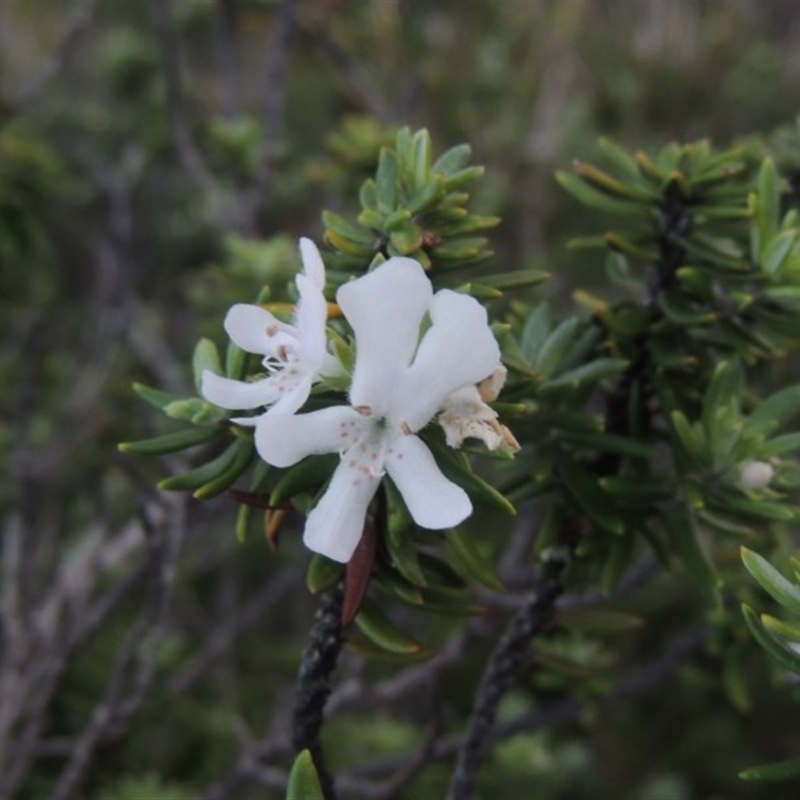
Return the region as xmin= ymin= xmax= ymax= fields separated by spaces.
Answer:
xmin=447 ymin=577 xmax=563 ymax=800
xmin=292 ymin=585 xmax=346 ymax=800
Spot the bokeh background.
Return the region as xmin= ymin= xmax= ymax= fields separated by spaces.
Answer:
xmin=5 ymin=1 xmax=800 ymax=797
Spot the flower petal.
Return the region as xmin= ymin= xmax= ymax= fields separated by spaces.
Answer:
xmin=255 ymin=406 xmax=365 ymax=467
xmin=224 ymin=304 xmax=291 ymax=357
xmin=265 ymin=372 xmax=314 ymax=416
xmin=201 ymin=370 xmax=281 ymax=410
xmin=398 ymin=289 xmax=501 ymax=430
xmin=294 ymin=272 xmax=329 ymax=367
xmin=385 ymin=434 xmax=471 ymax=529
xmin=337 ymin=258 xmax=432 ymax=412
xmin=299 ymin=237 xmax=326 ymax=290
xmin=303 ymin=460 xmax=381 ymax=563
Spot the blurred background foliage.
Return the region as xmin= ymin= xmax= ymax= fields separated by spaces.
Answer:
xmin=6 ymin=0 xmax=800 ymax=798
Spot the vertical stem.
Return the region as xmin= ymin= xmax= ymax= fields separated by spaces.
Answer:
xmin=447 ymin=578 xmax=562 ymax=800
xmin=291 ymin=585 xmax=345 ymax=800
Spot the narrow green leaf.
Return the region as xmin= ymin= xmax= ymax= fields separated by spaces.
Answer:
xmin=534 ymin=317 xmax=581 ymax=377
xmin=742 ymin=603 xmax=800 ymax=675
xmin=346 ymin=632 xmax=433 ymax=663
xmin=755 ymin=157 xmax=780 ymax=258
xmin=597 ymin=136 xmax=641 ymax=178
xmin=306 ymin=554 xmax=344 ymax=594
xmin=560 ymin=431 xmax=653 ymax=458
xmin=426 ymin=440 xmax=516 ymax=515
xmin=445 ymin=528 xmax=505 ymax=592
xmin=761 ymin=432 xmax=800 ymax=457
xmin=355 ymin=597 xmax=424 ymax=654
xmin=702 ymin=361 xmax=742 ymax=439
xmin=670 ymin=508 xmax=722 ymax=602
xmin=158 ymin=438 xmax=248 ymax=493
xmin=411 ymin=128 xmax=431 ymax=189
xmin=741 ymin=547 xmax=800 ymax=616
xmin=192 ymin=338 xmax=223 ymax=393
xmin=287 ymin=750 xmax=324 ymax=800
xmin=372 ymin=566 xmax=424 ymax=606
xmin=431 ymin=143 xmax=471 ymax=176
xmin=376 ymin=147 xmax=399 ymax=211
xmin=761 ymin=229 xmax=798 ymax=274
xmin=670 ymin=410 xmax=707 ymax=467
xmin=118 ymin=424 xmax=226 ymax=455
xmin=192 ymin=438 xmax=254 ymax=499
xmin=539 ymin=358 xmax=628 ymax=394
xmin=743 ymin=384 xmax=800 ymax=438
xmin=269 ymin=455 xmax=338 ymax=506
xmin=740 ymin=756 xmax=800 ymax=782
xmin=558 ymin=460 xmax=625 ymax=535
xmin=132 ymin=382 xmax=185 ymax=412
xmin=556 ymin=170 xmax=643 ymax=215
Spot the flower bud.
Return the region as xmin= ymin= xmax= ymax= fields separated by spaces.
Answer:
xmin=738 ymin=460 xmax=774 ymax=491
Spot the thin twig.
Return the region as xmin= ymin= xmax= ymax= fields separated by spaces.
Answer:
xmin=292 ymin=585 xmax=346 ymax=800
xmin=447 ymin=577 xmax=563 ymax=800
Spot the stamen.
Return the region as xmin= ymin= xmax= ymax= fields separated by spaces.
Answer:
xmin=399 ymin=419 xmax=412 ymax=435
xmin=354 ymin=405 xmax=373 ymax=417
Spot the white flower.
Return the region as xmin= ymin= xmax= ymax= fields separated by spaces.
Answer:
xmin=256 ymin=258 xmax=502 ymax=563
xmin=201 ymin=238 xmax=338 ymax=421
xmin=438 ymin=366 xmax=520 ymax=453
xmin=739 ymin=459 xmax=774 ymax=491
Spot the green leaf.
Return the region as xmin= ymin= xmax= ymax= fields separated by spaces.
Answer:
xmin=556 ymin=170 xmax=644 ymax=215
xmin=445 ymin=528 xmax=505 ymax=592
xmin=431 ymin=143 xmax=471 ymax=176
xmin=739 ymin=756 xmax=800 ymax=782
xmin=597 ymin=136 xmax=641 ymax=178
xmin=118 ymin=424 xmax=226 ymax=455
xmin=761 ymin=432 xmax=800 ymax=457
xmin=755 ymin=157 xmax=780 ymax=258
xmin=717 ymin=496 xmax=797 ymax=522
xmin=306 ymin=554 xmax=344 ymax=595
xmin=558 ymin=460 xmax=625 ymax=535
xmin=192 ymin=438 xmax=254 ymax=499
xmin=702 ymin=360 xmax=742 ymax=438
xmin=670 ymin=410 xmax=708 ymax=468
xmin=534 ymin=317 xmax=581 ymax=377
xmin=539 ymin=358 xmax=628 ymax=395
xmin=192 ymin=338 xmax=223 ymax=393
xmin=659 ymin=290 xmax=716 ymax=326
xmin=355 ymin=597 xmax=424 ymax=654
xmin=407 ymin=177 xmax=444 ymax=215
xmin=286 ymin=750 xmax=324 ymax=800
xmin=743 ymin=385 xmax=800 ymax=438
xmin=670 ymin=508 xmax=721 ymax=603
xmin=560 ymin=431 xmax=653 ymax=459
xmin=132 ymin=382 xmax=185 ymax=412
xmin=158 ymin=438 xmax=249 ymax=493
xmin=742 ymin=603 xmax=800 ymax=675
xmin=411 ymin=128 xmax=432 ymax=189
xmin=372 ymin=566 xmax=424 ymax=606
xmin=443 ymin=165 xmax=484 ymax=190
xmin=520 ymin=304 xmax=551 ymax=364
xmin=375 ymin=147 xmax=399 ymax=211
xmin=761 ymin=229 xmax=798 ymax=274
xmin=346 ymin=632 xmax=433 ymax=663
xmin=269 ymin=455 xmax=338 ymax=506
xmin=426 ymin=440 xmax=516 ymax=516
xmin=741 ymin=547 xmax=800 ymax=616
xmin=165 ymin=397 xmax=226 ymax=425
xmin=573 ymin=160 xmax=657 ymax=201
